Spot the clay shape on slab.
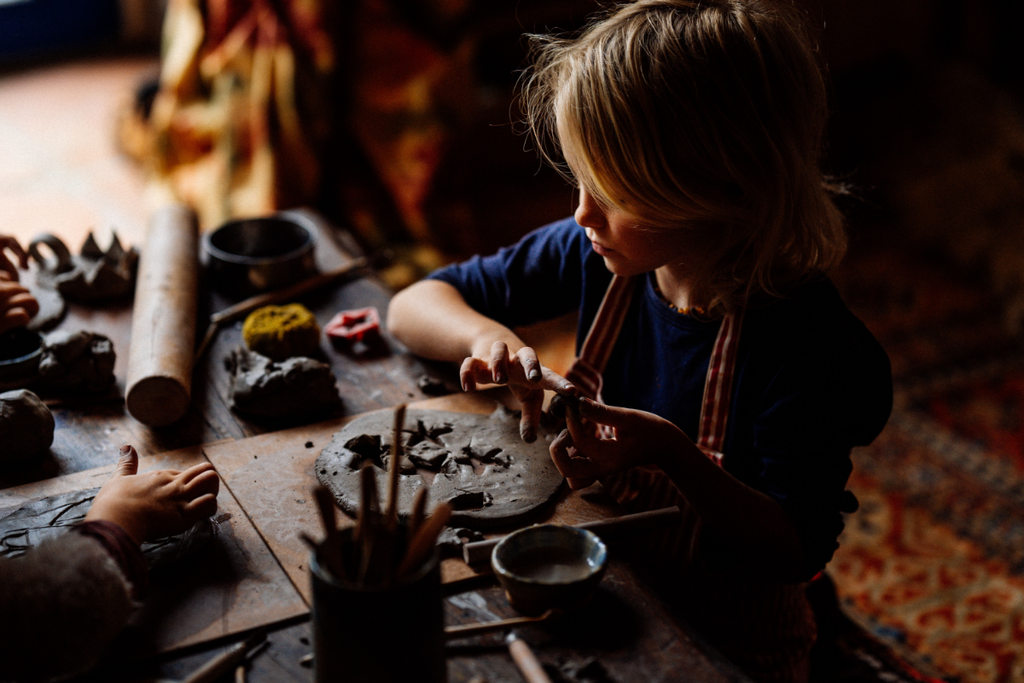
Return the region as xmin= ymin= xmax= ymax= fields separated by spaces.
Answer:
xmin=29 ymin=232 xmax=138 ymax=302
xmin=36 ymin=330 xmax=116 ymax=393
xmin=0 ymin=389 xmax=54 ymax=465
xmin=315 ymin=407 xmax=565 ymax=529
xmin=226 ymin=346 xmax=340 ymax=418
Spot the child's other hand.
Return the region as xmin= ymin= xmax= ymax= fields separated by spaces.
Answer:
xmin=550 ymin=398 xmax=685 ymax=488
xmin=85 ymin=445 xmax=220 ymax=546
xmin=459 ymin=340 xmax=577 ymax=443
xmin=0 ymin=235 xmax=29 ymax=281
xmin=0 ymin=278 xmax=40 ymax=334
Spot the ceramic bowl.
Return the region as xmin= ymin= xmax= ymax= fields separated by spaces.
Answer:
xmin=204 ymin=214 xmax=317 ymax=293
xmin=491 ymin=524 xmax=608 ymax=616
xmin=0 ymin=327 xmax=43 ymax=386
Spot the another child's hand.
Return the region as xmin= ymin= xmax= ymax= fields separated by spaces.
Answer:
xmin=85 ymin=445 xmax=220 ymax=546
xmin=459 ymin=340 xmax=577 ymax=443
xmin=0 ymin=278 xmax=40 ymax=334
xmin=0 ymin=235 xmax=29 ymax=281
xmin=550 ymin=398 xmax=686 ymax=488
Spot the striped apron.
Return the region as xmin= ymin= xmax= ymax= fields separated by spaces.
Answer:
xmin=564 ymin=274 xmax=816 ymax=683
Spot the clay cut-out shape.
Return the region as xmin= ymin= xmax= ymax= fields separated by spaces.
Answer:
xmin=315 ymin=407 xmax=565 ymax=529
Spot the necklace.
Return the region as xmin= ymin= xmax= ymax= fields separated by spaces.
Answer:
xmin=651 ymin=278 xmax=704 ymax=316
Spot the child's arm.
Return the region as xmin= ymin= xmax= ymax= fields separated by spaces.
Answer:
xmin=388 ymin=279 xmax=576 ymax=441
xmin=551 ymin=398 xmax=807 ymax=582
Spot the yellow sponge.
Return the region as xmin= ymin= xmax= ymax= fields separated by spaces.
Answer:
xmin=242 ymin=304 xmax=321 ymax=361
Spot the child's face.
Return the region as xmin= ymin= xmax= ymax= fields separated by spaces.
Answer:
xmin=574 ymin=185 xmax=709 ymax=278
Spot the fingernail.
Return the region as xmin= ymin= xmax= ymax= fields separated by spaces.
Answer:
xmin=528 ymin=367 xmax=541 ymax=382
xmin=521 ymin=425 xmax=536 ymax=443
xmin=461 ymin=379 xmax=469 ymax=392
xmin=494 ymin=372 xmax=506 ymax=384
xmin=119 ymin=444 xmax=131 ymax=455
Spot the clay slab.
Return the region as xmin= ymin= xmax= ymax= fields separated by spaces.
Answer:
xmin=315 ymin=406 xmax=565 ymax=529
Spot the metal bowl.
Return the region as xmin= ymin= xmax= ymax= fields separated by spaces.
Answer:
xmin=492 ymin=524 xmax=608 ymax=616
xmin=204 ymin=214 xmax=317 ymax=293
xmin=0 ymin=327 xmax=43 ymax=386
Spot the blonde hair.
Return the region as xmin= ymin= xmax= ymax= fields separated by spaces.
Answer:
xmin=521 ymin=0 xmax=846 ymax=315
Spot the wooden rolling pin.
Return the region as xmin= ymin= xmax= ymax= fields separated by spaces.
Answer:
xmin=125 ymin=204 xmax=199 ymax=427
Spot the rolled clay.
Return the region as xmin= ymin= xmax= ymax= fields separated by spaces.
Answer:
xmin=125 ymin=205 xmax=199 ymax=426
xmin=0 ymin=389 xmax=54 ymax=465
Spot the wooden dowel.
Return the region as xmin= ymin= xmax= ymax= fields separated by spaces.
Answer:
xmin=462 ymin=506 xmax=683 ymax=565
xmin=396 ymin=502 xmax=451 ymax=579
xmin=506 ymin=633 xmax=553 ymax=683
xmin=385 ymin=404 xmax=407 ymax=533
xmin=408 ymin=487 xmax=428 ymax=537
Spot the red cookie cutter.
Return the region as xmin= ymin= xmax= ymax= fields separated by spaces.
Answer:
xmin=325 ymin=307 xmax=381 ymax=342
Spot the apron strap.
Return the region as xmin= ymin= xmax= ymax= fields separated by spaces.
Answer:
xmin=565 ymin=274 xmax=637 ymax=401
xmin=695 ymin=308 xmax=744 ymax=464
xmin=566 ymin=274 xmax=744 ymax=464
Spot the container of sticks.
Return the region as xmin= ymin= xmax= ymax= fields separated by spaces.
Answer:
xmin=308 ymin=404 xmax=449 ymax=683
xmin=309 ymin=527 xmax=446 ymax=683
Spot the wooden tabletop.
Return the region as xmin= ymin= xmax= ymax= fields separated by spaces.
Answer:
xmin=0 ymin=212 xmax=751 ymax=683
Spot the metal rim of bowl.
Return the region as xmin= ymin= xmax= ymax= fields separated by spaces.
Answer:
xmin=491 ymin=524 xmax=608 ymax=586
xmin=204 ymin=215 xmax=316 ymax=266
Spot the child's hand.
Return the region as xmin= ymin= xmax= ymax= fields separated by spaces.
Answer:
xmin=550 ymin=398 xmax=686 ymax=488
xmin=0 ymin=235 xmax=29 ymax=281
xmin=0 ymin=278 xmax=40 ymax=334
xmin=85 ymin=445 xmax=220 ymax=546
xmin=459 ymin=340 xmax=577 ymax=443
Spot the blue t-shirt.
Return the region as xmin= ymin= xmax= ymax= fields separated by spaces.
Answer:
xmin=428 ymin=216 xmax=893 ymax=576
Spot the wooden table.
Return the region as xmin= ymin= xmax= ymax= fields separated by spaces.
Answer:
xmin=0 ymin=213 xmax=751 ymax=683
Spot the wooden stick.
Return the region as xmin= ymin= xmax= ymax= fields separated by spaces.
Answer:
xmin=356 ymin=464 xmax=379 ymax=584
xmin=444 ymin=609 xmax=559 ymax=641
xmin=506 ymin=632 xmax=553 ymax=683
xmin=408 ymin=487 xmax=428 ymax=537
xmin=395 ymin=502 xmax=451 ymax=579
xmin=461 ymin=506 xmax=683 ymax=565
xmin=386 ymin=403 xmax=407 ymax=532
xmin=312 ymin=486 xmax=347 ymax=581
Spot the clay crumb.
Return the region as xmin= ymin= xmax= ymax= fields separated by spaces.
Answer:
xmin=305 ymin=441 xmax=314 ymax=448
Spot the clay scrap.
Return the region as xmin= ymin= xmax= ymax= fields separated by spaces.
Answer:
xmin=36 ymin=330 xmax=116 ymax=393
xmin=0 ymin=389 xmax=54 ymax=466
xmin=226 ymin=346 xmax=340 ymax=418
xmin=316 ymin=407 xmax=565 ymax=529
xmin=29 ymin=231 xmax=138 ymax=302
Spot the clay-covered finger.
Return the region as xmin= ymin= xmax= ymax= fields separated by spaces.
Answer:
xmin=518 ymin=393 xmax=543 ymax=443
xmin=489 ymin=341 xmax=510 ymax=384
xmin=517 ymin=346 xmax=542 ymax=383
xmin=182 ymin=468 xmax=220 ymax=497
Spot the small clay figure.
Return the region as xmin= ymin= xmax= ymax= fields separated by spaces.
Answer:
xmin=29 ymin=231 xmax=138 ymax=302
xmin=0 ymin=389 xmax=54 ymax=465
xmin=226 ymin=346 xmax=340 ymax=418
xmin=36 ymin=330 xmax=116 ymax=393
xmin=242 ymin=303 xmax=321 ymax=361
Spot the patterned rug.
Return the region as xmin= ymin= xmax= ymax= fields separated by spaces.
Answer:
xmin=824 ymin=238 xmax=1024 ymax=683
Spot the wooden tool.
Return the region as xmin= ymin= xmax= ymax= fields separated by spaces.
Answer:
xmin=506 ymin=632 xmax=553 ymax=683
xmin=125 ymin=204 xmax=199 ymax=426
xmin=462 ymin=506 xmax=683 ymax=565
xmin=444 ymin=609 xmax=560 ymax=641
